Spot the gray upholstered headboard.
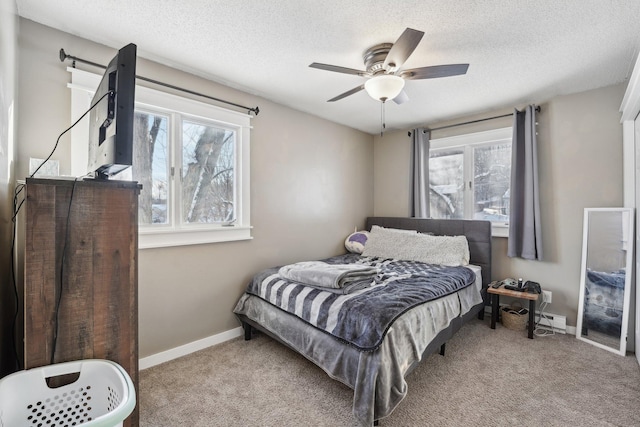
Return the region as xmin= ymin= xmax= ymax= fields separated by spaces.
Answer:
xmin=365 ymin=217 xmax=492 ymax=288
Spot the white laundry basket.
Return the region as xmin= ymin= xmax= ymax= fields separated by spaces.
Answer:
xmin=0 ymin=359 xmax=136 ymax=427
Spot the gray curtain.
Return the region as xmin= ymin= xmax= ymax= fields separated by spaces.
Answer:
xmin=410 ymin=128 xmax=430 ymax=218
xmin=508 ymin=105 xmax=543 ymax=260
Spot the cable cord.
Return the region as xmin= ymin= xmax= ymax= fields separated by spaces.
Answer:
xmin=30 ymin=90 xmax=112 ymax=179
xmin=10 ymin=183 xmax=25 ymax=370
xmin=10 ymin=91 xmax=109 ymax=369
xmin=534 ymin=300 xmax=556 ymax=337
xmin=50 ymin=177 xmax=81 ymax=365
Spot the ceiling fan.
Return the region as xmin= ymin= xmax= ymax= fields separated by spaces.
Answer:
xmin=309 ymin=28 xmax=469 ymax=104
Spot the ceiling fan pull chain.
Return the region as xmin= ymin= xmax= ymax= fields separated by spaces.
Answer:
xmin=383 ymin=101 xmax=387 ymax=134
xmin=380 ymin=101 xmax=385 ymax=137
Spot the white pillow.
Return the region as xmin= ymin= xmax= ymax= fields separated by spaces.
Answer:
xmin=362 ymin=225 xmax=470 ymax=266
xmin=362 ymin=225 xmax=417 ymax=258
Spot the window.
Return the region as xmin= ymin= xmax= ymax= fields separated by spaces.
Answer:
xmin=429 ymin=127 xmax=512 ymax=237
xmin=68 ymin=68 xmax=252 ymax=248
xmin=132 ymin=110 xmax=239 ymax=228
xmin=134 ymin=109 xmax=170 ymax=225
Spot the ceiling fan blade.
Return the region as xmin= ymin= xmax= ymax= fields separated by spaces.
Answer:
xmin=400 ymin=64 xmax=469 ymax=80
xmin=392 ymin=90 xmax=409 ymax=105
xmin=309 ymin=62 xmax=368 ymax=76
xmin=383 ymin=28 xmax=425 ymax=71
xmin=327 ymin=84 xmax=365 ymax=102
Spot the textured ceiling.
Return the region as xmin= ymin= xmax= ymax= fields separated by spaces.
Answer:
xmin=15 ymin=0 xmax=640 ymax=134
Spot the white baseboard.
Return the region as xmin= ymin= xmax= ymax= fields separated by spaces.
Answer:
xmin=139 ymin=318 xmax=580 ymax=371
xmin=139 ymin=326 xmax=243 ymax=370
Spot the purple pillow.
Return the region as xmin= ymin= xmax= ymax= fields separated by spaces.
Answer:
xmin=345 ymin=231 xmax=369 ymax=254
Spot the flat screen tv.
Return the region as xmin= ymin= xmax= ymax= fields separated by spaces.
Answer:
xmin=87 ymin=43 xmax=137 ymax=179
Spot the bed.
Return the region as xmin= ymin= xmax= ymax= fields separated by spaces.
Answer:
xmin=233 ymin=217 xmax=492 ymax=426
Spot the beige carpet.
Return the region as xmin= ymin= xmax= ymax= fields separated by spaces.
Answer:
xmin=139 ymin=319 xmax=640 ymax=426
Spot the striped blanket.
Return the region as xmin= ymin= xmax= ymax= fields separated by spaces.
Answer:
xmin=245 ymin=254 xmax=476 ymax=351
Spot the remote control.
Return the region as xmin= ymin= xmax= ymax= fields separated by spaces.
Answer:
xmin=504 ymin=284 xmax=525 ymax=292
xmin=490 ymin=281 xmax=501 ymax=288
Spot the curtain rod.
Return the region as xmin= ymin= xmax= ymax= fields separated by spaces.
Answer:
xmin=59 ymin=48 xmax=260 ymax=116
xmin=408 ymin=105 xmax=540 ymax=136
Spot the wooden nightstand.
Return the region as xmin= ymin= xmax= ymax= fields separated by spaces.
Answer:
xmin=488 ymin=284 xmax=540 ymax=339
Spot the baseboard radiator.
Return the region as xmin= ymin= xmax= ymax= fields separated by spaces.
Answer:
xmin=484 ymin=305 xmax=568 ymax=334
xmin=535 ymin=310 xmax=567 ymax=334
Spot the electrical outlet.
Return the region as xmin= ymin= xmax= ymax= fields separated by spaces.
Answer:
xmin=542 ymin=290 xmax=552 ymax=304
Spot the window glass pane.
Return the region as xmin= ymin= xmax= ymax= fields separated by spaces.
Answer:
xmin=181 ymin=120 xmax=236 ymax=224
xmin=133 ymin=111 xmax=169 ymax=225
xmin=429 ymin=149 xmax=464 ymax=219
xmin=473 ymin=143 xmax=511 ymax=223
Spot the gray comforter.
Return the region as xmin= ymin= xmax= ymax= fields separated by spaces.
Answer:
xmin=234 ymin=254 xmax=483 ymax=426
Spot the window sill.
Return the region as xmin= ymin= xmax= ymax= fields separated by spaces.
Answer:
xmin=492 ymin=224 xmax=509 ymax=238
xmin=139 ymin=225 xmax=253 ymax=249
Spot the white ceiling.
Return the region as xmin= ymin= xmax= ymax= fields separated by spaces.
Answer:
xmin=15 ymin=0 xmax=640 ymax=134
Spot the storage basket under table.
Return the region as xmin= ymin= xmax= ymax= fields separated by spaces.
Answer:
xmin=0 ymin=359 xmax=136 ymax=427
xmin=501 ymin=301 xmax=528 ymax=330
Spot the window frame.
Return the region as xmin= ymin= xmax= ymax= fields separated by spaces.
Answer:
xmin=429 ymin=127 xmax=512 ymax=237
xmin=68 ymin=67 xmax=252 ymax=249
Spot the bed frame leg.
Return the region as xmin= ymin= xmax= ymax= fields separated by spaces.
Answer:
xmin=243 ymin=322 xmax=252 ymax=341
xmin=374 ymin=420 xmax=379 ymax=426
xmin=439 ymin=343 xmax=446 ymax=356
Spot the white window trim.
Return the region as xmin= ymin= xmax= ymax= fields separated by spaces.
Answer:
xmin=68 ymin=67 xmax=252 ymax=249
xmin=430 ymin=127 xmax=512 ymax=238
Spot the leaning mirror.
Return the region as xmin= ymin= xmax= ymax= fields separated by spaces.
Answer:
xmin=576 ymin=208 xmax=634 ymax=355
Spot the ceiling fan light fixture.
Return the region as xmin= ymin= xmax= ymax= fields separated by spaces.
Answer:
xmin=364 ymin=75 xmax=405 ymax=102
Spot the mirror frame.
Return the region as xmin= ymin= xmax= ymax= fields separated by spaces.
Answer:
xmin=576 ymin=207 xmax=634 ymax=356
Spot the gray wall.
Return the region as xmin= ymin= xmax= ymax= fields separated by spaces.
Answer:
xmin=0 ymin=0 xmax=17 ymax=376
xmin=374 ymin=83 xmax=626 ymax=327
xmin=16 ymin=19 xmax=374 ymax=358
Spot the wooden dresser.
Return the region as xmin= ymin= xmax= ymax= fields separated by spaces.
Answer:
xmin=24 ymin=177 xmax=140 ymax=426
